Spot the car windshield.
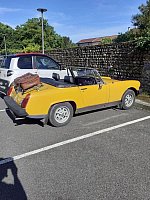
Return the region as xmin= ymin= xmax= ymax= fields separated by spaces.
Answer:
xmin=71 ymin=67 xmax=103 ymax=83
xmin=0 ymin=56 xmax=11 ymax=69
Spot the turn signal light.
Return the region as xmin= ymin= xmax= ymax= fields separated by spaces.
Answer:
xmin=7 ymin=86 xmax=13 ymax=96
xmin=21 ymin=94 xmax=30 ymax=108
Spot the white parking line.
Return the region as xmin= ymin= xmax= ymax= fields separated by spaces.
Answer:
xmin=0 ymin=115 xmax=150 ymax=166
xmin=83 ymin=113 xmax=127 ymax=126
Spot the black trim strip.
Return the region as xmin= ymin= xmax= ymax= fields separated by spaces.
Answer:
xmin=27 ymin=115 xmax=46 ymax=119
xmin=76 ymin=101 xmax=120 ymax=114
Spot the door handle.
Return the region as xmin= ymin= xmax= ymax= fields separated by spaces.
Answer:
xmin=81 ymin=88 xmax=87 ymax=91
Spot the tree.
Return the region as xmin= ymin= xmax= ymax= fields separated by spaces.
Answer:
xmin=61 ymin=36 xmax=76 ymax=48
xmin=132 ymin=0 xmax=150 ymax=34
xmin=0 ymin=23 xmax=15 ymax=54
xmin=132 ymin=0 xmax=150 ymax=48
xmin=114 ymin=28 xmax=141 ymax=43
xmin=15 ymin=18 xmax=75 ymax=52
xmin=0 ymin=18 xmax=75 ymax=54
xmin=100 ymin=38 xmax=112 ymax=44
xmin=115 ymin=0 xmax=150 ymax=48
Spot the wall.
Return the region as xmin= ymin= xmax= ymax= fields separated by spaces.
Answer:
xmin=48 ymin=42 xmax=150 ymax=93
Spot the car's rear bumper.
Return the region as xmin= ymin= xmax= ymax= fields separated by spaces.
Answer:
xmin=4 ymin=96 xmax=28 ymax=117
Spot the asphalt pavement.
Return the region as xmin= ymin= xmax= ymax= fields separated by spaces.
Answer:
xmin=0 ymin=96 xmax=150 ymax=200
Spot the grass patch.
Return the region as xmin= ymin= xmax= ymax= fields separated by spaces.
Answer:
xmin=137 ymin=92 xmax=150 ymax=103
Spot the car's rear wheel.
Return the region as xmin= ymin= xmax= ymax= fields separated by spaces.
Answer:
xmin=120 ymin=89 xmax=135 ymax=110
xmin=48 ymin=102 xmax=73 ymax=127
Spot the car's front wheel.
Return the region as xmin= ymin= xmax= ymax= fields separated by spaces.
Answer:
xmin=48 ymin=102 xmax=73 ymax=127
xmin=120 ymin=89 xmax=136 ymax=110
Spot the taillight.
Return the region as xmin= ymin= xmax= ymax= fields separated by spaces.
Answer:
xmin=7 ymin=86 xmax=13 ymax=96
xmin=21 ymin=94 xmax=30 ymax=108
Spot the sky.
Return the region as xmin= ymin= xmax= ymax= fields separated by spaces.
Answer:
xmin=0 ymin=0 xmax=147 ymax=43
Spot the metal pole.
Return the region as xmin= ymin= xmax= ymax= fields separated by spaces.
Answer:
xmin=41 ymin=11 xmax=44 ymax=54
xmin=4 ymin=36 xmax=7 ymax=56
xmin=37 ymin=8 xmax=47 ymax=54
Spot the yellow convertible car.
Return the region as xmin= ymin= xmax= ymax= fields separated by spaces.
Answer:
xmin=4 ymin=67 xmax=141 ymax=127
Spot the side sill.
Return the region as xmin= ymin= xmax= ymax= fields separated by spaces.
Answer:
xmin=76 ymin=101 xmax=120 ymax=114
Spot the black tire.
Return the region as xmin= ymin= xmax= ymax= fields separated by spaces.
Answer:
xmin=49 ymin=102 xmax=73 ymax=127
xmin=120 ymin=89 xmax=135 ymax=110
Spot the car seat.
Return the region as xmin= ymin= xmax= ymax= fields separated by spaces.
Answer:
xmin=52 ymin=73 xmax=60 ymax=81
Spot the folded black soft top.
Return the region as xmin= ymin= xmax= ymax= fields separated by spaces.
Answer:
xmin=40 ymin=78 xmax=75 ymax=88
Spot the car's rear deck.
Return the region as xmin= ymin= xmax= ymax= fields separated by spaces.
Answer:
xmin=40 ymin=77 xmax=75 ymax=88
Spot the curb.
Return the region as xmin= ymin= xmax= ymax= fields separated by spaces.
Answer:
xmin=135 ymin=99 xmax=150 ymax=111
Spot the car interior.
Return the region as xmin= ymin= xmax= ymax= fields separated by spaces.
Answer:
xmin=41 ymin=71 xmax=98 ymax=88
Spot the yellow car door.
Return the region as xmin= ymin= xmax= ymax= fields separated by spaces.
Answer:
xmin=78 ymin=83 xmax=109 ymax=107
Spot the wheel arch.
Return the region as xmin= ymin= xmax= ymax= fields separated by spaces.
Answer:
xmin=119 ymin=88 xmax=136 ymax=110
xmin=67 ymin=101 xmax=77 ymax=114
xmin=121 ymin=87 xmax=137 ymax=102
xmin=127 ymin=87 xmax=138 ymax=96
xmin=49 ymin=100 xmax=77 ymax=114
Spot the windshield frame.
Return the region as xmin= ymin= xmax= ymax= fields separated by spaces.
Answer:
xmin=69 ymin=67 xmax=104 ymax=84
